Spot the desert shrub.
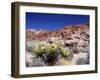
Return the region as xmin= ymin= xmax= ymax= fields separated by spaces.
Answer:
xmin=32 ymin=42 xmax=47 ymax=56
xmin=32 ymin=41 xmax=73 ymax=65
xmin=59 ymin=47 xmax=72 ymax=57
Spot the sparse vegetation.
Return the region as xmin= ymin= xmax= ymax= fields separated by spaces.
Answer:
xmin=26 ymin=24 xmax=89 ymax=67
xmin=32 ymin=41 xmax=73 ymax=66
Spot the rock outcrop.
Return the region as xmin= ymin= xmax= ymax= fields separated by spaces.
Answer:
xmin=26 ymin=24 xmax=89 ymax=41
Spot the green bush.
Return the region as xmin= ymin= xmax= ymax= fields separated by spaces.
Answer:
xmin=32 ymin=41 xmax=72 ymax=58
xmin=32 ymin=42 xmax=47 ymax=56
xmin=32 ymin=41 xmax=73 ymax=65
xmin=59 ymin=47 xmax=72 ymax=57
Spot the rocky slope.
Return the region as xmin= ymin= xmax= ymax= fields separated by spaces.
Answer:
xmin=26 ymin=24 xmax=89 ymax=41
xmin=26 ymin=24 xmax=90 ymax=67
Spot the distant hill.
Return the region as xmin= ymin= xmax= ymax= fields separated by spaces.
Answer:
xmin=26 ymin=24 xmax=89 ymax=41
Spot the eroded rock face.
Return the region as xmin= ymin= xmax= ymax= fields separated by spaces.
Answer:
xmin=26 ymin=24 xmax=89 ymax=41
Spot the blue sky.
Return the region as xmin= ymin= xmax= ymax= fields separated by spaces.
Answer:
xmin=26 ymin=12 xmax=89 ymax=31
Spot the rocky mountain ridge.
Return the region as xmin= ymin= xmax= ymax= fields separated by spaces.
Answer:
xmin=26 ymin=24 xmax=89 ymax=41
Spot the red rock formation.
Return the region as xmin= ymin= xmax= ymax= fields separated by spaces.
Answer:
xmin=26 ymin=24 xmax=89 ymax=41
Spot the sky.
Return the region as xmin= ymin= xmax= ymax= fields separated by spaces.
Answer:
xmin=26 ymin=12 xmax=89 ymax=31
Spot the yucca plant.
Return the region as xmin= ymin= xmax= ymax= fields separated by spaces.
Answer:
xmin=32 ymin=41 xmax=73 ymax=66
xmin=59 ymin=47 xmax=72 ymax=57
xmin=32 ymin=42 xmax=47 ymax=57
